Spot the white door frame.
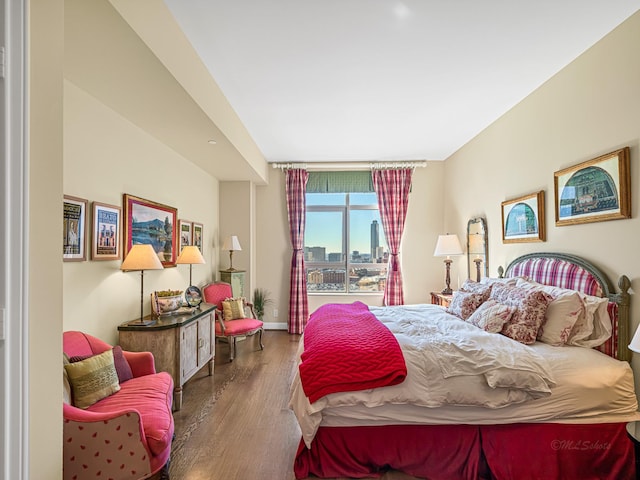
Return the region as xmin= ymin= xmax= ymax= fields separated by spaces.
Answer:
xmin=2 ymin=0 xmax=29 ymax=479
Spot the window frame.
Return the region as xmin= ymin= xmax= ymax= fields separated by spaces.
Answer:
xmin=305 ymin=192 xmax=386 ymax=295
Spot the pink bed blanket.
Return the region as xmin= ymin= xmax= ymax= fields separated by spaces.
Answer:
xmin=299 ymin=302 xmax=407 ymax=403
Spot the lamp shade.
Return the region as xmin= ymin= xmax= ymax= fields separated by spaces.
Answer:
xmin=176 ymin=245 xmax=206 ymax=265
xmin=629 ymin=325 xmax=640 ymax=353
xmin=121 ymin=244 xmax=164 ymax=271
xmin=222 ymin=235 xmax=242 ymax=251
xmin=434 ymin=234 xmax=463 ymax=257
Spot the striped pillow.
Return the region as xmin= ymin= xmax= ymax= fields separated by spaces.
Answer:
xmin=222 ymin=297 xmax=246 ymax=320
xmin=64 ymin=349 xmax=120 ymax=409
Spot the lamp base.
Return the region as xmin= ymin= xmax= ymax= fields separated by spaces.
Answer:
xmin=441 ymin=287 xmax=453 ymax=295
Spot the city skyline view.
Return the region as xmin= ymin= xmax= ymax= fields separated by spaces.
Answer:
xmin=305 ymin=192 xmax=387 ymax=259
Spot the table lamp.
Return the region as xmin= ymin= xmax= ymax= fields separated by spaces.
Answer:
xmin=433 ymin=234 xmax=463 ymax=294
xmin=222 ymin=235 xmax=242 ymax=271
xmin=121 ymin=244 xmax=164 ymax=325
xmin=176 ymin=245 xmax=206 ymax=286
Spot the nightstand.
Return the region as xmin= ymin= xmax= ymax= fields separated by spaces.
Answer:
xmin=430 ymin=291 xmax=453 ymax=308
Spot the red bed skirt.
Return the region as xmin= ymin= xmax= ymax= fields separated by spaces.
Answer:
xmin=294 ymin=423 xmax=634 ymax=479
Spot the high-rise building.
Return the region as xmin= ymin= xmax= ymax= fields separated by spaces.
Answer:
xmin=370 ymin=220 xmax=379 ymax=261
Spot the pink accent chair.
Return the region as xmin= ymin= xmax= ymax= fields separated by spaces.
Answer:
xmin=63 ymin=331 xmax=174 ymax=480
xmin=202 ymin=282 xmax=264 ymax=361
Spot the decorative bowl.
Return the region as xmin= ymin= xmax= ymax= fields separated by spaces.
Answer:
xmin=152 ymin=291 xmax=183 ymax=315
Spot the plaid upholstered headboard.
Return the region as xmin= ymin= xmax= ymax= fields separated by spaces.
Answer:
xmin=498 ymin=252 xmax=631 ymax=362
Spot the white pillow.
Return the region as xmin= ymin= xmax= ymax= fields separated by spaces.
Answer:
xmin=466 ymin=299 xmax=516 ymax=334
xmin=567 ymin=294 xmax=611 ymax=347
xmin=481 ymin=276 xmax=519 ymax=287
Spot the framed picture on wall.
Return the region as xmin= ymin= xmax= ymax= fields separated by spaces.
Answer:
xmin=192 ymin=222 xmax=203 ymax=253
xmin=501 ymin=191 xmax=546 ymax=243
xmin=123 ymin=194 xmax=178 ymax=267
xmin=91 ymin=202 xmax=122 ymax=260
xmin=63 ymin=195 xmax=88 ymax=261
xmin=554 ymin=147 xmax=630 ymax=226
xmin=179 ymin=219 xmax=193 ymax=253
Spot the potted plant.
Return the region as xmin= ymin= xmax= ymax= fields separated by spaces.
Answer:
xmin=252 ymin=288 xmax=272 ymax=321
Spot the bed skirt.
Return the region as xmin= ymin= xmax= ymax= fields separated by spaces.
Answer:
xmin=294 ymin=423 xmax=634 ymax=480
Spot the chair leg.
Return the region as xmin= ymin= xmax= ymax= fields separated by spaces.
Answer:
xmin=258 ymin=328 xmax=264 ymax=350
xmin=229 ymin=337 xmax=236 ymax=362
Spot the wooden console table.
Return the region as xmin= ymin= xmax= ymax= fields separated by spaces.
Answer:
xmin=118 ymin=303 xmax=216 ymax=411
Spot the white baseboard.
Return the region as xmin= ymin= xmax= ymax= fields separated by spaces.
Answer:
xmin=263 ymin=322 xmax=288 ymax=330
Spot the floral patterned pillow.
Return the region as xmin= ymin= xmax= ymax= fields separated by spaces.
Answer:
xmin=460 ymin=279 xmax=492 ymax=301
xmin=466 ymin=299 xmax=516 ymax=333
xmin=490 ymin=283 xmax=553 ymax=344
xmin=446 ymin=291 xmax=486 ymax=320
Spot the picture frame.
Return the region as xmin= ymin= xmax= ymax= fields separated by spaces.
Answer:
xmin=63 ymin=195 xmax=88 ymax=261
xmin=179 ymin=219 xmax=193 ymax=253
xmin=123 ymin=194 xmax=178 ymax=267
xmin=501 ymin=191 xmax=546 ymax=243
xmin=554 ymin=147 xmax=630 ymax=226
xmin=192 ymin=222 xmax=203 ymax=253
xmin=91 ymin=202 xmax=122 ymax=260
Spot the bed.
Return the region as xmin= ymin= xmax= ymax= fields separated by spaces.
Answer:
xmin=290 ymin=252 xmax=639 ymax=479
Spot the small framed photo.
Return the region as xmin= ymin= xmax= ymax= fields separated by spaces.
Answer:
xmin=91 ymin=202 xmax=122 ymax=260
xmin=554 ymin=147 xmax=630 ymax=226
xmin=63 ymin=195 xmax=88 ymax=261
xmin=179 ymin=219 xmax=193 ymax=253
xmin=192 ymin=222 xmax=203 ymax=252
xmin=501 ymin=191 xmax=546 ymax=243
xmin=123 ymin=194 xmax=178 ymax=267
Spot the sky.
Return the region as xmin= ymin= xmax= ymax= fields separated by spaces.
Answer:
xmin=305 ymin=193 xmax=386 ymax=255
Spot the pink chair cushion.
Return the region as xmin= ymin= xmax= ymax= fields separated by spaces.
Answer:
xmin=86 ymin=372 xmax=174 ymax=457
xmin=216 ymin=318 xmax=264 ymax=336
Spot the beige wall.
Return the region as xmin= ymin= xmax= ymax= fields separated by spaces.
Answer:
xmin=254 ymin=164 xmax=449 ymax=325
xmin=444 ymin=12 xmax=640 ymax=383
xmin=63 ymin=81 xmax=220 ymax=344
xmin=30 ymin=0 xmax=64 ymax=477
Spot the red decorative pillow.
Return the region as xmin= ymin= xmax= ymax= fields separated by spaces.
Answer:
xmin=446 ymin=291 xmax=486 ymax=320
xmin=112 ymin=346 xmax=133 ymax=383
xmin=490 ymin=283 xmax=553 ymax=344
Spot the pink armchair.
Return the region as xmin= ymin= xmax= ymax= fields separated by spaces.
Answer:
xmin=63 ymin=331 xmax=174 ymax=480
xmin=202 ymin=282 xmax=264 ymax=361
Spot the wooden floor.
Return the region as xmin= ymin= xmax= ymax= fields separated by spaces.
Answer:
xmin=169 ymin=330 xmax=420 ymax=480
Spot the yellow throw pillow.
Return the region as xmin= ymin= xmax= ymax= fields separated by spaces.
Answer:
xmin=64 ymin=349 xmax=120 ymax=409
xmin=222 ymin=297 xmax=246 ymax=320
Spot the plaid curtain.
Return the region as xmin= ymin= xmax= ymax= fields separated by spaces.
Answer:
xmin=285 ymin=169 xmax=309 ymax=334
xmin=372 ymin=168 xmax=413 ymax=306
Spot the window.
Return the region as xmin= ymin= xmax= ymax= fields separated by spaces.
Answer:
xmin=305 ymin=192 xmax=387 ymax=293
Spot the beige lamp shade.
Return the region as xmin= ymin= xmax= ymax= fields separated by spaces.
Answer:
xmin=121 ymin=244 xmax=164 ymax=271
xmin=433 ymin=234 xmax=463 ymax=258
xmin=629 ymin=325 xmax=640 ymax=353
xmin=176 ymin=245 xmax=206 ymax=265
xmin=222 ymin=235 xmax=242 ymax=252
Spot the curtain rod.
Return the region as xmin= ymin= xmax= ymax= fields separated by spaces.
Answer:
xmin=271 ymin=161 xmax=427 ymax=171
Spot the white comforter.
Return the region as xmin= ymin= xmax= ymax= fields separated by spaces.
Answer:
xmin=290 ymin=304 xmax=558 ymax=447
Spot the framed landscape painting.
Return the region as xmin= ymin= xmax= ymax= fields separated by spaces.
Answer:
xmin=123 ymin=194 xmax=178 ymax=267
xmin=501 ymin=191 xmax=545 ymax=243
xmin=91 ymin=202 xmax=121 ymax=260
xmin=554 ymin=147 xmax=630 ymax=226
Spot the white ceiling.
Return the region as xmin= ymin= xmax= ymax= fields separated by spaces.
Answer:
xmin=164 ymin=1 xmax=639 ymax=163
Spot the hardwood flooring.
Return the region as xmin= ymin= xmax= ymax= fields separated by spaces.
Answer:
xmin=168 ymin=331 xmax=420 ymax=480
